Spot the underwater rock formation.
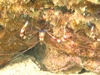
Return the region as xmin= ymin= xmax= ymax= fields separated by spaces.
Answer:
xmin=0 ymin=0 xmax=100 ymax=74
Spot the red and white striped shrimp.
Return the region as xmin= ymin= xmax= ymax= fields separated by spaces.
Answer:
xmin=20 ymin=21 xmax=70 ymax=44
xmin=90 ymin=25 xmax=100 ymax=42
xmin=20 ymin=21 xmax=29 ymax=39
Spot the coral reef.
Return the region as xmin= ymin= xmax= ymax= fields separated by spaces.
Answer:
xmin=0 ymin=0 xmax=100 ymax=74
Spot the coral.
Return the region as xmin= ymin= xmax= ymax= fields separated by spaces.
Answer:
xmin=0 ymin=0 xmax=100 ymax=74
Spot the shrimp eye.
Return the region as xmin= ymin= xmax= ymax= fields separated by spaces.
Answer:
xmin=86 ymin=22 xmax=95 ymax=28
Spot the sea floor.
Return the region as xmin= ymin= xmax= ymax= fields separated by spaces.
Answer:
xmin=0 ymin=53 xmax=98 ymax=75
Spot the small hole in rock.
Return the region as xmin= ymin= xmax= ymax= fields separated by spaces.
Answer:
xmin=0 ymin=25 xmax=5 ymax=39
xmin=78 ymin=68 xmax=89 ymax=74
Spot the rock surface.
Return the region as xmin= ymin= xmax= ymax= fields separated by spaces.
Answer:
xmin=0 ymin=0 xmax=100 ymax=74
xmin=0 ymin=54 xmax=98 ymax=75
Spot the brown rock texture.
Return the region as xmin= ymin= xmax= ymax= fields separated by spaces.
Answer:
xmin=0 ymin=0 xmax=100 ymax=74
